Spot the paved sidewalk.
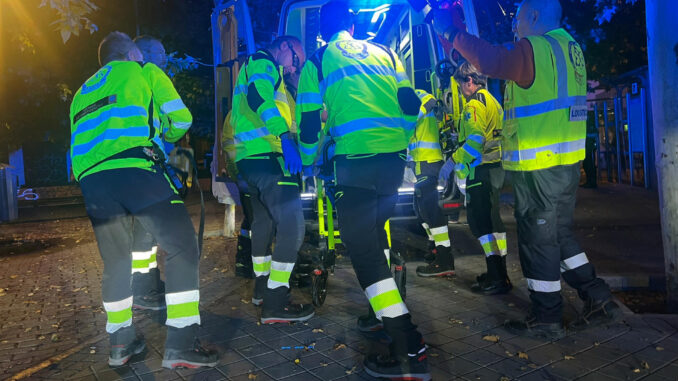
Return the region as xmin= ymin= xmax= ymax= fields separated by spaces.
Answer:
xmin=1 ymin=184 xmax=676 ymax=380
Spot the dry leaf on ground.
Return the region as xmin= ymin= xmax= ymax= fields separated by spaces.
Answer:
xmin=482 ymin=335 xmax=500 ymax=343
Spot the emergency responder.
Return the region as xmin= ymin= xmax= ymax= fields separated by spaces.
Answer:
xmin=410 ymin=89 xmax=455 ymax=277
xmin=230 ymin=36 xmax=314 ymax=324
xmin=126 ymin=35 xmax=170 ymax=310
xmin=438 ymin=62 xmax=511 ymax=294
xmin=70 ymin=31 xmax=217 ymax=368
xmin=297 ymin=3 xmax=430 ymax=380
xmin=432 ymin=0 xmax=621 ymax=339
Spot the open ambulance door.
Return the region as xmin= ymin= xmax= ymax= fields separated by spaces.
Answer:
xmin=211 ymin=0 xmax=256 ymax=179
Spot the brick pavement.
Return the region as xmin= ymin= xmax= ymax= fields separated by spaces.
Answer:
xmin=1 ymin=191 xmax=677 ymax=380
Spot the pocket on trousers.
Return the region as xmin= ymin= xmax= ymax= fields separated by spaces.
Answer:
xmin=518 ymin=210 xmax=556 ymax=245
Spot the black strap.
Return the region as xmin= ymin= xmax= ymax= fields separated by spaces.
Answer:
xmin=73 ymin=95 xmax=118 ymax=124
xmin=76 ymin=146 xmax=152 ymax=182
xmin=310 ymin=45 xmax=329 ymax=82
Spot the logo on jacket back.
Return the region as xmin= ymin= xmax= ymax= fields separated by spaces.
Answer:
xmin=568 ymin=41 xmax=586 ymax=86
xmin=335 ymin=41 xmax=369 ymax=60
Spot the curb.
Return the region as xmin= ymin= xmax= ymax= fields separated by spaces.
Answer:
xmin=600 ymin=273 xmax=666 ymax=291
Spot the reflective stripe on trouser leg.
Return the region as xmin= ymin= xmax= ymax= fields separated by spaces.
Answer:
xmin=479 ymin=233 xmax=501 ymax=257
xmin=493 ymin=232 xmax=507 ymax=256
xmin=165 ymin=290 xmax=200 ymax=328
xmin=560 ymin=252 xmax=589 ymax=273
xmin=103 ymin=296 xmax=133 ymax=333
xmin=365 ymin=278 xmax=409 ymax=320
xmin=252 ymin=255 xmax=271 ymax=277
xmin=131 ymin=246 xmax=158 ymax=274
xmin=526 ymin=279 xmax=562 ymax=293
xmin=430 ymin=225 xmax=450 ymax=247
xmin=421 ymin=222 xmax=433 ymax=241
xmin=268 ymin=261 xmax=295 ymax=289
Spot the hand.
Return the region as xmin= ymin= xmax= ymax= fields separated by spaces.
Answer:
xmin=280 ymin=133 xmax=302 ymax=175
xmin=432 ymin=2 xmax=465 ymax=41
xmin=439 ymin=159 xmax=455 ymax=182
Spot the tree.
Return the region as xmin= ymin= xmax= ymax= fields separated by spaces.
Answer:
xmin=645 ymin=0 xmax=678 ymax=312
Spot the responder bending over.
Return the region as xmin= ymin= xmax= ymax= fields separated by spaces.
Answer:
xmin=297 ymin=3 xmax=430 ymax=380
xmin=70 ymin=31 xmax=217 ymax=368
xmin=126 ymin=35 xmax=171 ymax=311
xmin=230 ymin=36 xmax=314 ymax=324
xmin=439 ymin=63 xmax=511 ymax=294
xmin=432 ymin=0 xmax=622 ymax=339
xmin=410 ymin=90 xmax=455 ymax=277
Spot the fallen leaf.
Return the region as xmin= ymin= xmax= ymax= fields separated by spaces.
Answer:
xmin=518 ymin=352 xmax=529 ymax=360
xmin=247 ymin=373 xmax=257 ymax=379
xmin=38 ymin=336 xmax=45 ymax=340
xmin=632 ymin=368 xmax=640 ymax=373
xmin=231 ymin=307 xmax=237 ymax=310
xmin=430 ymin=353 xmax=439 ymax=357
xmin=10 ymin=275 xmax=17 ymax=279
xmin=448 ymin=318 xmax=464 ymax=325
xmin=51 ymin=334 xmax=60 ymax=342
xmin=564 ymin=355 xmax=575 ymax=360
xmin=312 ymin=328 xmax=324 ymax=333
xmin=641 ymin=361 xmax=650 ymax=369
xmin=656 ymin=346 xmax=664 ymax=351
xmin=482 ymin=335 xmax=500 ymax=343
xmin=507 ymin=303 xmax=515 ymax=307
xmin=500 ymin=377 xmax=510 ymax=381
xmin=294 ymin=358 xmax=300 ymax=365
xmin=333 ymin=343 xmax=346 ymax=350
xmin=345 ymin=365 xmax=357 ymax=375
xmin=90 ymin=349 xmax=96 ymax=354
xmin=505 ymin=351 xmax=514 ymax=357
xmin=528 ymin=363 xmax=538 ymax=369
xmin=319 ymin=362 xmax=329 ymax=367
xmin=240 ymin=299 xmax=249 ymax=304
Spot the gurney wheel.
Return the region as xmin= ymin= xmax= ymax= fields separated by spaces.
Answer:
xmin=311 ymin=270 xmax=329 ymax=307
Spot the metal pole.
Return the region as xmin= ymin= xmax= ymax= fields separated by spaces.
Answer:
xmin=134 ymin=0 xmax=140 ymax=37
xmin=603 ymin=101 xmax=611 ymax=182
xmin=594 ymin=102 xmax=600 ymax=183
xmin=626 ymin=93 xmax=635 ymax=186
xmin=641 ymin=87 xmax=650 ymax=189
xmin=614 ymin=98 xmax=623 ymax=184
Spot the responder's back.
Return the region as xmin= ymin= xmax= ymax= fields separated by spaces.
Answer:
xmin=459 ymin=88 xmax=503 ymax=165
xmin=314 ymin=31 xmax=412 ymax=155
xmin=230 ymin=51 xmax=292 ymax=161
xmin=70 ymin=61 xmax=155 ymax=181
xmin=502 ymin=28 xmax=587 ymax=171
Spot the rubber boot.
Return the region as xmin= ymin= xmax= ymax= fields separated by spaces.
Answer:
xmin=416 ymin=246 xmax=455 ymax=277
xmin=260 ymin=286 xmax=314 ymax=324
xmin=163 ymin=325 xmax=218 ymax=369
xmin=235 ymin=235 xmax=254 ymax=279
xmin=109 ymin=326 xmax=145 ymax=366
xmin=471 ymin=255 xmax=512 ymax=295
xmin=252 ymin=275 xmax=268 ymax=306
xmin=357 ymin=306 xmax=383 ymax=332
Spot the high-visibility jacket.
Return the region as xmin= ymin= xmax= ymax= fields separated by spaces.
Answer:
xmin=70 ymin=61 xmax=191 ymax=181
xmin=452 ymin=88 xmax=503 ymax=166
xmin=230 ymin=50 xmax=292 ymax=161
xmin=409 ymin=90 xmax=443 ymax=163
xmin=296 ymin=31 xmax=416 ymax=165
xmin=502 ymin=28 xmax=587 ymax=171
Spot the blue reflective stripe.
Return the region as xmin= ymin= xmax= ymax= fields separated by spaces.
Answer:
xmin=466 ymin=134 xmax=485 ymax=146
xmin=72 ymin=126 xmax=149 ymax=157
xmin=299 ymin=144 xmax=317 ymax=156
xmin=73 ymin=105 xmax=147 ymax=136
xmin=396 ymin=72 xmax=409 ymax=83
xmin=297 ymin=92 xmax=323 ymax=106
xmin=161 ymin=98 xmax=187 ymax=114
xmin=408 ymin=141 xmax=440 ymax=151
xmin=173 ymin=121 xmax=191 ymax=130
xmin=418 ymin=111 xmax=434 ymax=119
xmin=461 ymin=144 xmax=483 ymax=160
xmin=330 ymin=117 xmax=408 ymax=137
xmin=502 ymin=138 xmax=585 ymax=162
xmin=234 ymin=85 xmax=248 ymax=96
xmin=249 ymin=73 xmax=275 ymax=87
xmin=320 ymin=64 xmax=396 ymax=96
xmin=544 ymin=36 xmax=568 ymax=99
xmin=234 ymin=126 xmax=271 ymax=143
xmin=508 ymin=95 xmax=587 ymax=119
xmin=260 ymin=107 xmax=282 ymax=122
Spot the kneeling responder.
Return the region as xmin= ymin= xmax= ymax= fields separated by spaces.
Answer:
xmin=440 ymin=63 xmax=511 ymax=294
xmin=230 ymin=36 xmax=314 ymax=324
xmin=297 ymin=3 xmax=430 ymax=380
xmin=410 ymin=90 xmax=455 ymax=277
xmin=432 ymin=0 xmax=621 ymax=339
xmin=70 ymin=31 xmax=217 ymax=368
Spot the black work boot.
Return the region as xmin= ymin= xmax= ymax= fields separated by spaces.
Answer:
xmin=504 ymin=315 xmax=565 ymax=340
xmin=251 ymin=275 xmax=268 ymax=306
xmin=569 ymin=298 xmax=623 ymax=331
xmin=163 ymin=325 xmax=218 ymax=369
xmin=471 ymin=256 xmax=512 ymax=295
xmin=235 ymin=236 xmax=254 ymax=279
xmin=109 ymin=326 xmax=145 ymax=366
xmin=357 ymin=306 xmax=383 ymax=332
xmin=260 ymin=286 xmax=314 ymax=324
xmin=423 ymin=240 xmax=436 ymax=263
xmin=366 ymin=315 xmax=431 ymax=380
xmin=416 ymin=246 xmax=455 ymax=277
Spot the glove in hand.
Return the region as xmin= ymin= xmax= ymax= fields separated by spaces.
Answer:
xmin=280 ymin=133 xmax=302 ymax=175
xmin=439 ymin=159 xmax=455 ymax=182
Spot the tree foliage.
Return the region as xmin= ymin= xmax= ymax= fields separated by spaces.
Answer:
xmin=40 ymin=0 xmax=99 ymax=43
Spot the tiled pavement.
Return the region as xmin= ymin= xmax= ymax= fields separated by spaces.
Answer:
xmin=2 ymin=187 xmax=678 ymax=380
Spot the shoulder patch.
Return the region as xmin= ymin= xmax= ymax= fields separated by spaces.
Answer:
xmin=471 ymin=91 xmax=486 ymax=106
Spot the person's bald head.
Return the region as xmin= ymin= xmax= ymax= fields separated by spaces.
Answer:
xmin=513 ymin=0 xmax=562 ymax=39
